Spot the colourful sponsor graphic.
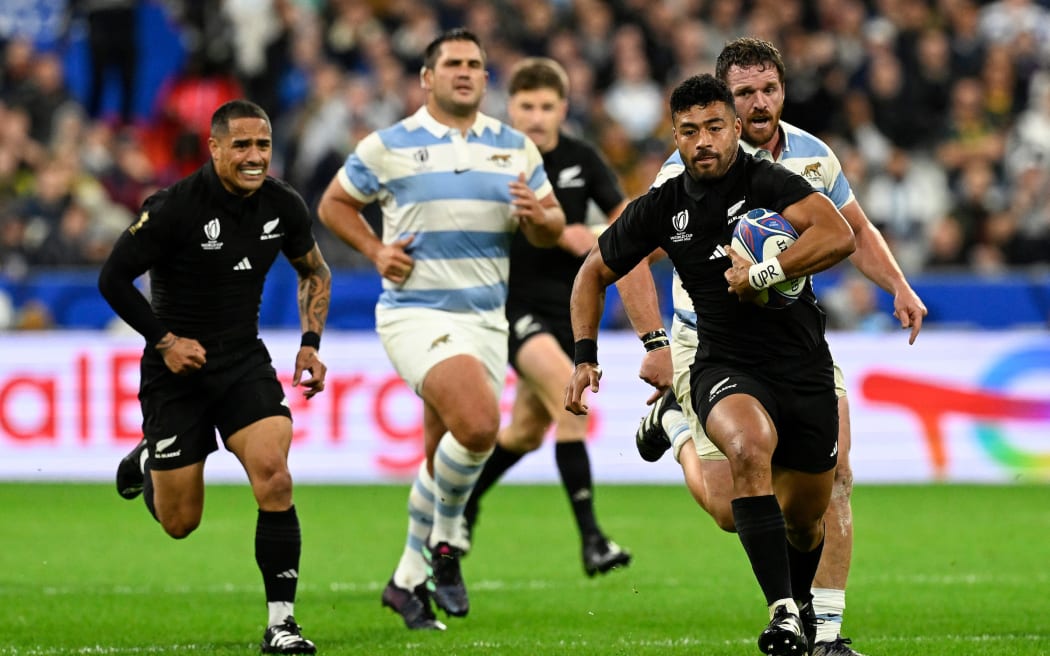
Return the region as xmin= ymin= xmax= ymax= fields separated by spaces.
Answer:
xmin=861 ymin=345 xmax=1050 ymax=479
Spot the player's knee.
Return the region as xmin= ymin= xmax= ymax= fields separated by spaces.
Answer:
xmin=160 ymin=513 xmax=201 ymax=539
xmin=456 ymin=416 xmax=500 ymax=451
xmin=501 ymin=424 xmax=545 ymax=453
xmin=254 ymin=467 xmax=294 ymax=506
xmin=710 ymin=506 xmax=737 ymax=533
xmin=784 ymin=520 xmax=822 ymax=551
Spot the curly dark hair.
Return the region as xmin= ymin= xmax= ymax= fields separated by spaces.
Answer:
xmin=715 ymin=37 xmax=786 ymax=83
xmin=669 ymin=74 xmax=735 ymax=120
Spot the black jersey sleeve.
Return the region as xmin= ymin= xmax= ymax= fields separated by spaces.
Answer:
xmin=597 ymin=193 xmax=660 ymax=276
xmin=96 ymin=192 xmax=179 ymax=345
xmin=274 ymin=180 xmax=316 ymax=261
xmin=582 ymin=144 xmax=626 ymax=215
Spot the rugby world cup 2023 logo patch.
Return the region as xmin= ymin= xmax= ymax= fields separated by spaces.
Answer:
xmin=201 ymin=218 xmax=223 ymax=250
xmin=670 ymin=209 xmax=692 ymax=243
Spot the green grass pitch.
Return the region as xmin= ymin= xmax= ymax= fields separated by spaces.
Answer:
xmin=3 ymin=482 xmax=1048 ymax=655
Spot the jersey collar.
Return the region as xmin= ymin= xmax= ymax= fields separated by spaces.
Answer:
xmin=203 ymin=161 xmax=259 ymax=214
xmin=414 ymin=105 xmax=503 ymax=139
xmin=740 ymin=121 xmax=793 ymax=162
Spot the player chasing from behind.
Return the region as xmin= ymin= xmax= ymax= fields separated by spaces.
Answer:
xmin=461 ymin=57 xmax=632 ymax=577
xmin=317 ymin=29 xmax=564 ymax=631
xmin=99 ymin=99 xmax=330 ymax=654
xmin=566 ymin=74 xmax=857 ymax=655
xmin=628 ymin=38 xmax=927 ymax=656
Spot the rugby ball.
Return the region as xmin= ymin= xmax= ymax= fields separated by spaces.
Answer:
xmin=730 ymin=208 xmax=805 ymax=308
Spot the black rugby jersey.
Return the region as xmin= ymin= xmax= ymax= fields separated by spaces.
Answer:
xmin=599 ymin=148 xmax=825 ymax=372
xmin=507 ymin=133 xmax=624 ymax=316
xmin=99 ymin=162 xmax=315 ymax=347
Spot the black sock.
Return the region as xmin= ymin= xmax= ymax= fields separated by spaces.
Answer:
xmin=555 ymin=441 xmax=600 ymax=538
xmin=788 ymin=534 xmax=824 ymax=607
xmin=464 ymin=443 xmax=523 ymax=525
xmin=256 ymin=506 xmax=302 ymax=604
xmin=142 ymin=457 xmax=158 ymax=521
xmin=732 ymin=495 xmax=792 ymax=606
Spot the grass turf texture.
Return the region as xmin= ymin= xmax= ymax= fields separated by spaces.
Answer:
xmin=3 ymin=483 xmax=1047 ymax=655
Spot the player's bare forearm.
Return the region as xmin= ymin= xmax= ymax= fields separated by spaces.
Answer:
xmin=570 ymin=250 xmax=619 ymax=342
xmin=317 ymin=177 xmax=382 ymax=261
xmin=615 ymin=260 xmax=664 ymax=335
xmin=291 ymin=244 xmax=331 ymax=336
xmin=779 ymin=193 xmax=856 ymax=277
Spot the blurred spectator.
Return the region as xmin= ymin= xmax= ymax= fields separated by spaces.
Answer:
xmin=864 ymin=50 xmax=924 ymax=149
xmin=910 ymin=28 xmax=955 ymax=149
xmin=13 ymin=156 xmax=75 ymax=256
xmin=949 ymin=159 xmax=1008 ymax=254
xmin=72 ymin=0 xmax=139 ymax=126
xmin=321 ymin=0 xmax=386 ymax=72
xmin=32 ymin=201 xmax=98 ymax=266
xmin=223 ymin=0 xmax=297 ymax=123
xmin=280 ymin=60 xmax=349 ymax=208
xmin=924 ymin=215 xmax=971 ymax=270
xmin=0 ymin=38 xmax=35 ymax=104
xmin=98 ymin=129 xmax=158 ymax=214
xmin=823 ymin=274 xmax=896 ymax=333
xmin=0 ymin=212 xmax=30 ymax=279
xmin=1006 ymin=72 xmax=1050 ymax=180
xmin=935 ymin=77 xmax=1006 ymax=177
xmin=863 ymin=147 xmax=950 ymax=273
xmin=602 ymin=25 xmax=663 ymax=143
xmin=841 ymin=91 xmax=892 ymax=169
xmin=7 ymin=51 xmax=80 ymax=147
xmin=977 ymin=0 xmax=1050 ymax=49
xmin=998 ymin=163 xmax=1050 ymax=266
xmin=944 ymin=0 xmax=986 ymax=78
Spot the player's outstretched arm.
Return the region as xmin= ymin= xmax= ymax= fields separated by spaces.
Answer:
xmin=839 ymin=200 xmax=927 ymax=344
xmin=565 ymin=248 xmax=619 ymax=415
xmin=289 ymin=244 xmax=331 ymax=398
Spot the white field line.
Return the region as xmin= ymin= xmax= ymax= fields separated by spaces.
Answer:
xmin=6 ymin=570 xmax=1048 ymax=598
xmin=1 ymin=634 xmax=1047 ymax=655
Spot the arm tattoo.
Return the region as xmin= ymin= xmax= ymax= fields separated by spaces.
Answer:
xmin=290 ymin=245 xmax=331 ymax=335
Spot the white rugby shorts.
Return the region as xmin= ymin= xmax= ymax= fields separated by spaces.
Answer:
xmin=376 ymin=306 xmax=508 ymax=396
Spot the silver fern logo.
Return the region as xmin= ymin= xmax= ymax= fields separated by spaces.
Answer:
xmin=201 ymin=218 xmax=223 ymax=250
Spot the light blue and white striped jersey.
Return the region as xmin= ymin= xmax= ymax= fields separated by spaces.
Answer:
xmin=337 ymin=106 xmax=553 ymax=317
xmin=652 ymin=120 xmax=855 ymax=329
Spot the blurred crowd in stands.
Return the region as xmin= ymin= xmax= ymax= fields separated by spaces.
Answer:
xmin=0 ymin=0 xmax=1049 ymax=330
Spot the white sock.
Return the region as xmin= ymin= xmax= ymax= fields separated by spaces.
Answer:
xmin=812 ymin=587 xmax=846 ymax=642
xmin=660 ymin=408 xmax=691 ymax=463
xmin=768 ymin=597 xmax=800 ymax=620
xmin=430 ymin=434 xmax=492 ymax=550
xmin=267 ymin=601 xmax=294 ymax=627
xmin=392 ymin=461 xmax=434 ymax=590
